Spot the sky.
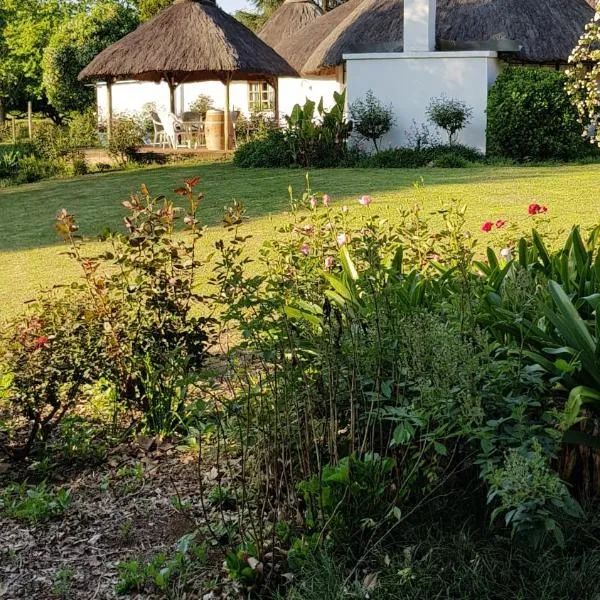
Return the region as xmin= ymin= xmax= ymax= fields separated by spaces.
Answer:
xmin=221 ymin=0 xmax=253 ymax=13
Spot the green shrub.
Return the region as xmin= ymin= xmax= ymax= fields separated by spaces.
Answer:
xmin=188 ymin=93 xmax=214 ymax=119
xmin=362 ymin=144 xmax=483 ymax=168
xmin=15 ymin=155 xmax=63 ymax=184
xmin=233 ymin=92 xmax=351 ymax=168
xmin=426 ymin=95 xmax=473 ymax=144
xmin=431 ymin=152 xmax=471 ymax=168
xmin=107 ymin=117 xmax=145 ymax=165
xmin=487 ymin=67 xmax=597 ymax=161
xmin=233 ymin=128 xmax=289 ymax=168
xmin=32 ymin=122 xmax=73 ymax=160
xmin=350 ymin=89 xmax=395 ymax=151
xmin=68 ymin=110 xmax=99 ymax=148
xmin=0 ymin=293 xmax=106 ymax=458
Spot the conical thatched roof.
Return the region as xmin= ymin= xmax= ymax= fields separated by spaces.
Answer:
xmin=277 ymin=0 xmax=594 ymax=76
xmin=259 ymin=0 xmax=323 ymax=50
xmin=79 ymin=0 xmax=297 ymax=83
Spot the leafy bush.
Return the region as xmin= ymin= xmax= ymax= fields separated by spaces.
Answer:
xmin=426 ymin=95 xmax=473 ymax=144
xmin=350 ymin=90 xmax=395 ymax=151
xmin=68 ymin=110 xmax=99 ymax=148
xmin=55 ymin=179 xmax=213 ymax=435
xmin=487 ymin=67 xmax=596 ymax=161
xmin=32 ymin=122 xmax=73 ymax=160
xmin=188 ymin=93 xmax=214 ymax=119
xmin=233 ymin=92 xmax=351 ymax=168
xmin=107 ymin=117 xmax=145 ymax=165
xmin=361 ymin=144 xmax=483 ymax=168
xmin=0 ymin=293 xmax=106 ymax=458
xmin=233 ymin=128 xmax=289 ymax=168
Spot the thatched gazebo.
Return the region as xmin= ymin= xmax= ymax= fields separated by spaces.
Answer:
xmin=259 ymin=0 xmax=323 ymax=51
xmin=79 ymin=0 xmax=297 ymax=149
xmin=277 ymin=0 xmax=594 ymax=76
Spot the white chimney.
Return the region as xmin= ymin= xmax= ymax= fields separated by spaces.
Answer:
xmin=404 ymin=0 xmax=436 ymax=52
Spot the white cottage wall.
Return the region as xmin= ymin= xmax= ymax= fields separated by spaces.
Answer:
xmin=97 ymin=76 xmax=342 ymax=125
xmin=344 ymin=51 xmax=501 ymax=153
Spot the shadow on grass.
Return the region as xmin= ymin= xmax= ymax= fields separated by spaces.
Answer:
xmin=0 ymin=162 xmax=596 ymax=251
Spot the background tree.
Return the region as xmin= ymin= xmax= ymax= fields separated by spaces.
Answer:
xmin=426 ymin=96 xmax=473 ymax=145
xmin=565 ymin=0 xmax=600 ymax=148
xmin=42 ymin=1 xmax=138 ymax=115
xmin=235 ymin=0 xmax=346 ymax=32
xmin=0 ymin=0 xmax=73 ymax=123
xmin=137 ymin=0 xmax=173 ymax=21
xmin=350 ymin=90 xmax=395 ymax=152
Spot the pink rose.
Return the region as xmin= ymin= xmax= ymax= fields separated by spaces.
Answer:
xmin=323 ymin=194 xmax=330 ymax=207
xmin=300 ymin=243 xmax=310 ymax=256
xmin=359 ymin=195 xmax=372 ymax=207
xmin=336 ymin=233 xmax=348 ymax=247
xmin=324 ymin=256 xmax=334 ymax=270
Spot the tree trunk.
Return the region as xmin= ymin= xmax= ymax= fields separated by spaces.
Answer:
xmin=0 ymin=97 xmax=5 ymax=127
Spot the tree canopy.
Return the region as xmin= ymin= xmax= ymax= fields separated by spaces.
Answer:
xmin=235 ymin=0 xmax=346 ymax=32
xmin=42 ymin=1 xmax=138 ymax=114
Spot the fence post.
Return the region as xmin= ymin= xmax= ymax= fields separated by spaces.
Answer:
xmin=28 ymin=102 xmax=33 ymax=139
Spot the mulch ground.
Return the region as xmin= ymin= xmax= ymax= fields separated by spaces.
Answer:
xmin=0 ymin=440 xmax=233 ymax=600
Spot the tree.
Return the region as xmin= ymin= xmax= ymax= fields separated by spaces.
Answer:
xmin=137 ymin=0 xmax=173 ymax=21
xmin=565 ymin=1 xmax=600 ymax=148
xmin=426 ymin=96 xmax=473 ymax=145
xmin=42 ymin=1 xmax=138 ymax=115
xmin=350 ymin=90 xmax=395 ymax=152
xmin=0 ymin=0 xmax=73 ymax=122
xmin=235 ymin=0 xmax=346 ymax=32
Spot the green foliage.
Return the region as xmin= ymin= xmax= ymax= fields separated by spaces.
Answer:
xmin=285 ymin=91 xmax=351 ymax=168
xmin=42 ymin=1 xmax=138 ymax=114
xmin=55 ymin=179 xmax=212 ymax=436
xmin=68 ymin=110 xmax=100 ymax=148
xmin=349 ymin=89 xmax=395 ymax=152
xmin=115 ymin=533 xmax=207 ymax=595
xmin=487 ymin=440 xmax=583 ymax=547
xmin=234 ymin=92 xmax=352 ymax=168
xmin=487 ymin=67 xmax=596 ymax=161
xmin=298 ymin=454 xmax=398 ymax=556
xmin=188 ymin=94 xmax=214 ymax=119
xmin=0 ymin=482 xmax=71 ymax=523
xmin=107 ymin=118 xmax=145 ymax=165
xmin=360 ymin=144 xmax=483 ymax=168
xmin=426 ymin=95 xmax=473 ymax=144
xmin=233 ymin=128 xmax=289 ymax=168
xmin=0 ymin=293 xmax=105 ymax=457
xmin=138 ymin=0 xmax=173 ymax=21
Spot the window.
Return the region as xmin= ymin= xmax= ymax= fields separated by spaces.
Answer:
xmin=248 ymin=82 xmax=274 ymax=112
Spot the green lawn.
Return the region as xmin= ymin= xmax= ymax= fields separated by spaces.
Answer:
xmin=1 ymin=161 xmax=600 ymax=318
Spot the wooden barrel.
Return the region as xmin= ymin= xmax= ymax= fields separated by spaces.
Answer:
xmin=204 ymin=109 xmax=235 ymax=151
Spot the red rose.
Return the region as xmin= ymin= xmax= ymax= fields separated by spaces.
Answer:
xmin=528 ymin=203 xmax=548 ymax=215
xmin=481 ymin=221 xmax=493 ymax=233
xmin=495 ymin=220 xmax=506 ymax=229
xmin=33 ymin=336 xmax=49 ymax=350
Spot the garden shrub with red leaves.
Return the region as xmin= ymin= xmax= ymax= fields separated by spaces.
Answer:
xmin=0 ymin=293 xmax=106 ymax=458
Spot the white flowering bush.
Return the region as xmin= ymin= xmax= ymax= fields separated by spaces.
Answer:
xmin=566 ymin=1 xmax=600 ymax=146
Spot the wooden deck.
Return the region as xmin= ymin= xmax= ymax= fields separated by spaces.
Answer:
xmin=82 ymin=146 xmax=229 ymax=166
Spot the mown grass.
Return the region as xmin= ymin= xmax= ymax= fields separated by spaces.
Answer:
xmin=1 ymin=161 xmax=599 ymax=318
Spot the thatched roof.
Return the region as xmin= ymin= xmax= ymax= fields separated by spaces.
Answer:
xmin=278 ymin=0 xmax=594 ymax=76
xmin=259 ymin=0 xmax=323 ymax=50
xmin=79 ymin=0 xmax=297 ymax=83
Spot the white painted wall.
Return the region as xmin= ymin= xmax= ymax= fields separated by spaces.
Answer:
xmin=97 ymin=76 xmax=342 ymax=124
xmin=344 ymin=51 xmax=502 ymax=153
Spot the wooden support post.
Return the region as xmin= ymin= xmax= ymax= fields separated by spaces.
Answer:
xmin=167 ymin=75 xmax=177 ymax=114
xmin=27 ymin=101 xmax=33 ymax=139
xmin=11 ymin=116 xmax=16 ymax=144
xmin=224 ymin=78 xmax=231 ymax=153
xmin=106 ymin=79 xmax=114 ymax=142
